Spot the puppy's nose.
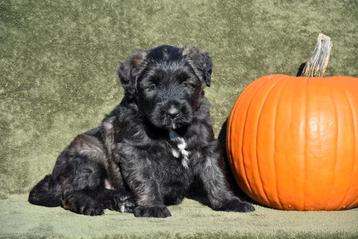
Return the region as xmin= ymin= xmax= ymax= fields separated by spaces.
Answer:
xmin=167 ymin=105 xmax=179 ymax=118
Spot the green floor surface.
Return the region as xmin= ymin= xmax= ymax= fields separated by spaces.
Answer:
xmin=0 ymin=194 xmax=357 ymax=239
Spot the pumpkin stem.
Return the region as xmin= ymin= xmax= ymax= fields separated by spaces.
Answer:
xmin=301 ymin=33 xmax=332 ymax=77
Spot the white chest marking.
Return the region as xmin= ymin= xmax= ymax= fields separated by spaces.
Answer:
xmin=171 ymin=148 xmax=180 ymax=158
xmin=169 ymin=131 xmax=190 ymax=168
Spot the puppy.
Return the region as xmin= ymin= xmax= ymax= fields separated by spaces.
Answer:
xmin=28 ymin=45 xmax=254 ymax=217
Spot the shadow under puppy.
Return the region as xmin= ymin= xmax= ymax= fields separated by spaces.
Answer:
xmin=29 ymin=45 xmax=254 ymax=217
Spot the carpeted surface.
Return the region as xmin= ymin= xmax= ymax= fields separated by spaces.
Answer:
xmin=1 ymin=194 xmax=358 ymax=239
xmin=0 ymin=0 xmax=358 ymax=238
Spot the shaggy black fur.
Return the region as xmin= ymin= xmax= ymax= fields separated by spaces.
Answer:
xmin=28 ymin=45 xmax=254 ymax=217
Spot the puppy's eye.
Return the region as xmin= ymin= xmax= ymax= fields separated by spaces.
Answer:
xmin=146 ymin=84 xmax=156 ymax=91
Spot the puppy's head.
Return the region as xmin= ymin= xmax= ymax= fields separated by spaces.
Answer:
xmin=117 ymin=45 xmax=212 ymax=130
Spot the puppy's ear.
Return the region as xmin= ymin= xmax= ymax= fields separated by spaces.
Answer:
xmin=117 ymin=49 xmax=147 ymax=97
xmin=182 ymin=45 xmax=213 ymax=87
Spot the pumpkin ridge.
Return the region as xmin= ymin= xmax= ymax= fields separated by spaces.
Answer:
xmin=239 ymin=76 xmax=276 ymax=199
xmin=255 ymin=75 xmax=287 ymax=208
xmin=228 ymin=76 xmax=273 ymax=196
xmin=303 ymin=77 xmax=309 ymax=210
xmin=227 ymin=100 xmax=251 ymax=194
xmin=271 ymin=75 xmax=292 ymax=209
xmin=327 ymin=78 xmax=340 ymax=209
xmin=339 ymin=87 xmax=357 ymax=208
xmin=281 ymin=77 xmax=306 ymax=210
xmin=227 ymin=84 xmax=255 ymax=195
xmin=252 ymin=76 xmax=283 ymax=206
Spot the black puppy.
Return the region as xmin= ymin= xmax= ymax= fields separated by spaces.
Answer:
xmin=29 ymin=45 xmax=254 ymax=217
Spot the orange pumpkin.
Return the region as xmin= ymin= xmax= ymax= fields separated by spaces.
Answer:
xmin=227 ymin=34 xmax=358 ymax=210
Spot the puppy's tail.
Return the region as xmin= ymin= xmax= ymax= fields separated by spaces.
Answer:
xmin=28 ymin=174 xmax=62 ymax=207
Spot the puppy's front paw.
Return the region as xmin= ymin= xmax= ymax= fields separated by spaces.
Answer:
xmin=133 ymin=206 xmax=171 ymax=218
xmin=110 ymin=193 xmax=136 ymax=213
xmin=216 ymin=199 xmax=255 ymax=212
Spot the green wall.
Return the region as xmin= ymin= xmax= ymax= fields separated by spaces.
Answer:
xmin=0 ymin=0 xmax=357 ymax=196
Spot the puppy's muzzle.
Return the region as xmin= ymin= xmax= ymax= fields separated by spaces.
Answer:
xmin=160 ymin=100 xmax=191 ymax=129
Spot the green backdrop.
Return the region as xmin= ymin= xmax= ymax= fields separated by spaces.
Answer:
xmin=0 ymin=1 xmax=357 ymax=238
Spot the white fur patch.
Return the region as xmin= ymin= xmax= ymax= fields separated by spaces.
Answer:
xmin=104 ymin=179 xmax=114 ymax=190
xmin=171 ymin=148 xmax=180 ymax=158
xmin=169 ymin=131 xmax=190 ymax=168
xmin=120 ymin=205 xmax=125 ymax=213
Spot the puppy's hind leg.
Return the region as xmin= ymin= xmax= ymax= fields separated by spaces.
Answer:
xmin=59 ymin=156 xmax=106 ymax=216
xmin=28 ymin=174 xmax=62 ymax=207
